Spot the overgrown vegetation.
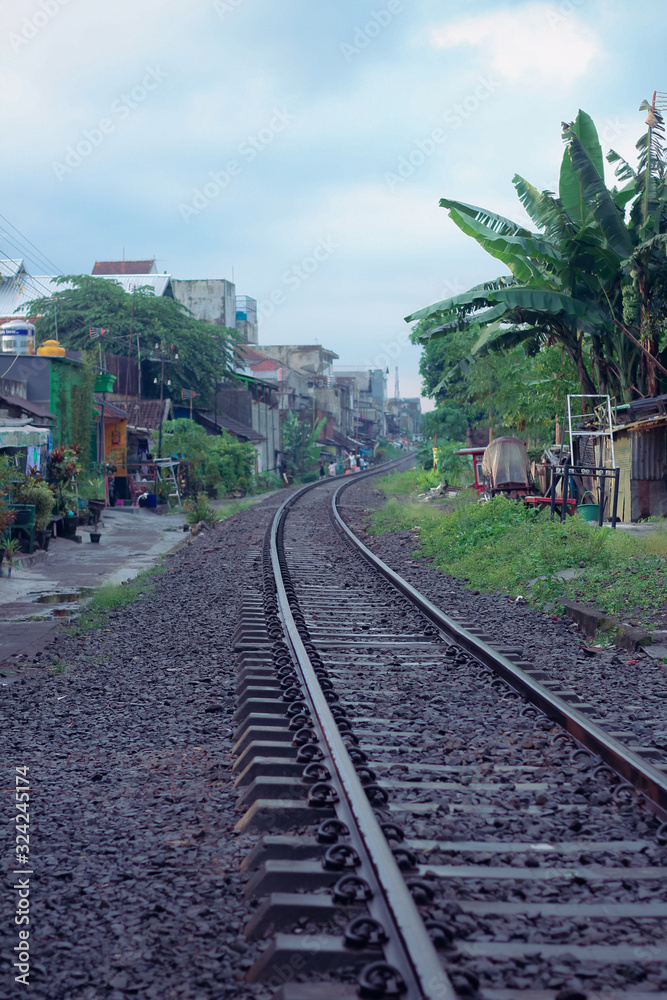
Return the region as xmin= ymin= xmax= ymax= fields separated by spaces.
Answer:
xmin=74 ymin=564 xmax=165 ymax=633
xmin=369 ymin=490 xmax=667 ymax=622
xmin=282 ymin=412 xmax=325 ymax=478
xmin=184 ymin=491 xmax=216 ymax=525
xmin=160 ymin=419 xmax=255 ymax=496
xmin=374 ymin=440 xmax=405 ymax=463
xmin=408 ymin=103 xmax=667 ymax=435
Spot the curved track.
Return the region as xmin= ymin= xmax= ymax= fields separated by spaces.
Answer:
xmin=233 ymin=462 xmax=667 ymax=1000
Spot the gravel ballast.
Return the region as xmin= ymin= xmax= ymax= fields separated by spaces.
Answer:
xmin=342 ymin=478 xmax=667 ymax=760
xmin=1 ymin=498 xmax=284 ymax=1000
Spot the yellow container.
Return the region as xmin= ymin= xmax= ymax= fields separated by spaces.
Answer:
xmin=37 ymin=339 xmax=66 ymax=356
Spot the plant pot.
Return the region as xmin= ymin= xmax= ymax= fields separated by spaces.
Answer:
xmin=36 ymin=530 xmax=50 ymax=551
xmin=94 ymin=373 xmax=116 ymax=392
xmin=90 ymin=532 xmax=101 ymax=543
xmin=10 ymin=504 xmax=34 ymax=525
xmin=146 ymin=494 xmax=157 ymax=508
xmin=63 ymin=516 xmax=78 ymax=537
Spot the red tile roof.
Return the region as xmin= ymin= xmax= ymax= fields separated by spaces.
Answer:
xmin=92 ymin=260 xmax=155 ymax=275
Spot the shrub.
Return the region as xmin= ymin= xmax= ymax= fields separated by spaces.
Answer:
xmin=257 ymin=471 xmax=282 ymax=492
xmin=183 ymin=491 xmax=215 ymax=525
xmin=15 ymin=483 xmax=56 ymax=530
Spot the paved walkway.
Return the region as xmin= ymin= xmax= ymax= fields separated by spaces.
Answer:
xmin=0 ymin=507 xmax=188 ymax=669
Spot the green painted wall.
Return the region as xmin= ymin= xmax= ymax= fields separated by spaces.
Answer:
xmin=48 ymin=358 xmax=84 ymax=448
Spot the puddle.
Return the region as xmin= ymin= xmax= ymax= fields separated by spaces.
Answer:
xmin=33 ymin=589 xmax=95 ymax=605
xmin=2 ymin=588 xmax=100 ymax=623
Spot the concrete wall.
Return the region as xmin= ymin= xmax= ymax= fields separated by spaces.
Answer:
xmin=260 ymin=345 xmax=337 ymax=374
xmin=0 ymin=356 xmax=50 ymax=409
xmin=171 ymin=279 xmax=236 ymax=328
xmin=251 ymin=396 xmax=280 ymax=474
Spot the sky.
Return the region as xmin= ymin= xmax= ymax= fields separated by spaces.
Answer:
xmin=0 ymin=0 xmax=660 ymax=410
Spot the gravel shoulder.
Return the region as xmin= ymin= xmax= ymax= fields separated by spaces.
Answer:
xmin=1 ymin=496 xmax=286 ymax=1000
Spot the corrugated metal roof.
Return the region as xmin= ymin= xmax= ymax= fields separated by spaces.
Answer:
xmin=0 ymin=395 xmax=54 ymax=421
xmin=195 ymin=409 xmax=266 ymax=443
xmin=0 ymin=259 xmax=26 ymax=279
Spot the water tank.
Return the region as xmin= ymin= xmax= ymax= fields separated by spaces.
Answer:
xmin=0 ymin=320 xmax=36 ymax=355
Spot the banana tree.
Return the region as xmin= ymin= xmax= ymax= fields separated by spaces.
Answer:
xmin=608 ymin=94 xmax=667 ymax=395
xmin=408 ymin=108 xmax=667 ymax=403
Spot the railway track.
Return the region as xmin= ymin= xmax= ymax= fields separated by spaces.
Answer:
xmin=232 ymin=460 xmax=667 ymax=1000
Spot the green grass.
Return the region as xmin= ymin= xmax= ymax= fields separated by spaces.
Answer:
xmin=376 ymin=468 xmax=464 ymax=496
xmin=215 ymin=498 xmax=260 ymax=519
xmin=74 ymin=563 xmax=166 ymax=633
xmin=47 ymin=657 xmax=68 ymax=674
xmin=369 ymin=492 xmax=667 ymax=622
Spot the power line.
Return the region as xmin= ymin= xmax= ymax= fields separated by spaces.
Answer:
xmin=0 ymin=214 xmax=62 ymax=275
xmin=0 ymin=227 xmax=59 ymax=290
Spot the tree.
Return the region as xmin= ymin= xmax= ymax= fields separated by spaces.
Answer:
xmin=407 ymin=105 xmax=667 ymax=404
xmin=281 ymin=412 xmax=326 ymax=477
xmin=27 ymin=276 xmax=240 ymax=406
xmin=159 ymin=418 xmax=255 ymax=494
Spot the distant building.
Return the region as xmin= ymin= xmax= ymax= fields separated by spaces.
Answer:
xmin=386 ymin=397 xmax=423 ymax=438
xmin=170 ymin=278 xmax=236 ymax=329
xmin=332 ymin=366 xmax=387 ymax=445
xmin=261 ymin=345 xmax=338 ymax=375
xmin=235 ymin=295 xmax=258 ymax=344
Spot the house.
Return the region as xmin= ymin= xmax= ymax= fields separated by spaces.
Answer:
xmin=95 ymin=398 xmax=128 ymax=476
xmin=170 ymin=278 xmax=236 ymax=329
xmin=0 ymin=353 xmax=88 ymax=448
xmin=332 ymin=366 xmax=387 ymax=446
xmin=599 ymin=404 xmax=667 ymax=521
xmin=235 ymin=295 xmax=258 ymax=345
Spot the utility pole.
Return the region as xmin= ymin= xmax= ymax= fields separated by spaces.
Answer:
xmin=158 ymin=358 xmax=165 ymax=459
xmin=150 ymin=341 xmax=179 ymax=458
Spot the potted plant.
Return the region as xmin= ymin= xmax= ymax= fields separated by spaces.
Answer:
xmin=47 ymin=446 xmax=82 ymax=536
xmin=15 ymin=476 xmax=55 ymax=551
xmin=0 ymin=505 xmax=16 ymax=568
xmin=48 ymin=445 xmax=82 ymax=515
xmin=3 ymin=536 xmax=22 ymax=576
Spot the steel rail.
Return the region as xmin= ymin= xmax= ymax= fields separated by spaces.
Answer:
xmin=331 ymin=474 xmax=667 ymax=820
xmin=269 ymin=466 xmax=455 ymax=1000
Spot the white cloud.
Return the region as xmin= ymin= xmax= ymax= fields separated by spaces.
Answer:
xmin=430 ymin=2 xmax=600 ymax=83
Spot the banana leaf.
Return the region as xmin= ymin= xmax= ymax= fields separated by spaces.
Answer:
xmin=437 ymin=198 xmax=532 ymax=237
xmin=408 ymin=285 xmax=607 ymax=331
xmin=512 ymin=175 xmax=573 ymax=241
xmin=446 ymin=205 xmax=564 ymax=275
xmin=568 ymin=134 xmax=633 ymax=257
